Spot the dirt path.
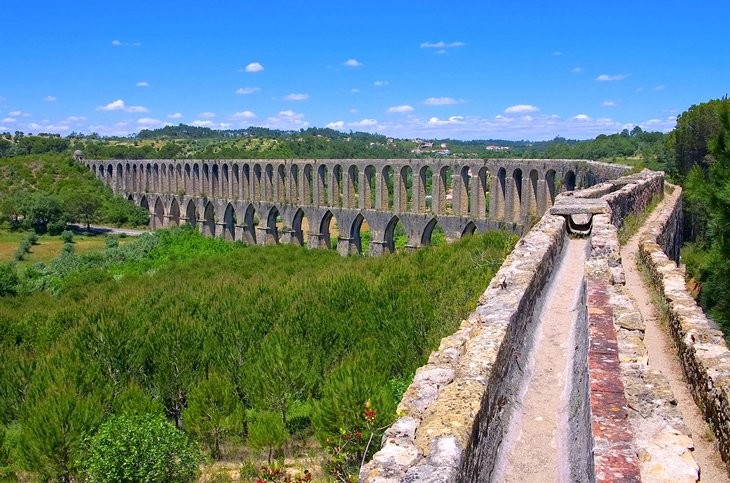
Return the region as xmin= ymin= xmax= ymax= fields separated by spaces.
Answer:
xmin=500 ymin=238 xmax=588 ymax=482
xmin=621 ymin=191 xmax=727 ymax=482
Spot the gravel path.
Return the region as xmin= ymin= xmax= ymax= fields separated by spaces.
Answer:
xmin=621 ymin=190 xmax=727 ymax=482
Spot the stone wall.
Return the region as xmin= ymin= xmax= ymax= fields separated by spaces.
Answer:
xmin=639 ymin=185 xmax=730 ymax=474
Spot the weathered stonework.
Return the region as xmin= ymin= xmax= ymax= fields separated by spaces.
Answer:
xmin=639 ymin=185 xmax=730 ymax=475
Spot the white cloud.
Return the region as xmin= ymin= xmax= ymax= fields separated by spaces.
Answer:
xmin=137 ymin=118 xmax=163 ymax=126
xmin=44 ymin=96 xmax=56 ymax=102
xmin=344 ymin=59 xmax=362 ymax=67
xmin=387 ymin=105 xmax=414 ymax=113
xmin=505 ymin=104 xmax=540 ymax=114
xmin=572 ymin=114 xmax=591 ymax=121
xmin=8 ymin=111 xmax=24 ymax=117
xmin=423 ymin=97 xmax=462 ymax=106
xmin=97 ymin=99 xmax=148 ymax=112
xmin=350 ymin=118 xmax=378 ymax=127
xmin=349 ymin=108 xmax=359 ymax=114
xmin=655 ymin=85 xmax=666 ymax=91
xmin=350 ymin=88 xmax=360 ymax=93
xmin=373 ymin=80 xmax=388 ymax=87
xmin=420 ymin=41 xmax=465 ymax=49
xmin=572 ymin=67 xmax=583 ymax=73
xmin=427 ymin=116 xmax=464 ymax=126
xmin=191 ymin=120 xmax=230 ymax=128
xmin=284 ymin=93 xmax=309 ymax=101
xmin=198 ymin=112 xmax=216 ymax=119
xmin=235 ymin=87 xmax=260 ymax=95
xmin=168 ymin=112 xmax=182 ymax=119
xmin=552 ymin=51 xmax=562 ymax=56
xmin=1 ymin=118 xmax=16 ymax=123
xmin=602 ymin=100 xmax=617 ymax=107
xmin=244 ymin=62 xmax=264 ymax=73
xmin=64 ymin=116 xmax=86 ymax=122
xmin=191 ymin=120 xmax=213 ymax=127
xmin=111 ymin=39 xmax=140 ymax=47
xmin=111 ymin=40 xmax=121 ymax=46
xmin=596 ymin=74 xmax=626 ymax=82
xmin=265 ymin=110 xmax=308 ymax=129
xmin=231 ymin=111 xmax=256 ymax=119
xmin=326 ymin=121 xmax=345 ymax=129
xmin=136 ymin=81 xmax=150 ymax=87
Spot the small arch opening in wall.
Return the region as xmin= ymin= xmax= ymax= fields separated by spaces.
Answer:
xmin=317 ymin=164 xmax=329 ymax=206
xmin=153 ymin=197 xmax=165 ymax=228
xmin=332 ymin=164 xmax=343 ymax=207
xmin=513 ymin=168 xmax=523 ymax=205
xmin=290 ymin=165 xmax=300 ymax=204
xmin=106 ymin=164 xmax=113 ymax=184
xmin=242 ymin=164 xmax=251 ymax=200
xmin=529 ymin=169 xmax=539 ymax=216
xmin=193 ymin=163 xmax=201 ymax=196
xmin=277 ymin=164 xmax=287 ymax=203
xmin=320 ymin=210 xmax=339 ymax=249
xmin=253 ymin=164 xmax=262 ymax=201
xmin=384 ymin=215 xmax=407 ymax=253
xmin=458 ymin=165 xmax=471 ymax=215
xmin=383 ymin=165 xmax=394 ymax=210
xmin=400 ymin=165 xmax=414 ymax=212
xmin=222 ymin=164 xmax=230 ymax=199
xmin=564 ymin=170 xmax=576 ymax=191
xmin=145 ymin=163 xmax=152 ymax=192
xmin=422 ymin=218 xmax=447 ymax=246
xmin=291 ymin=208 xmax=308 ymax=246
xmin=132 ymin=165 xmax=139 ymax=192
xmin=202 ymin=201 xmax=216 ymax=237
xmin=116 ymin=163 xmax=124 ymax=192
xmin=169 ymin=198 xmax=181 ymax=226
xmin=351 ymin=213 xmax=370 ymax=255
xmin=265 ymin=164 xmax=274 ymax=202
xmin=266 ymin=206 xmax=280 ymax=244
xmin=175 ymin=164 xmax=183 ymax=195
xmin=153 ymin=163 xmax=160 ymax=193
xmin=161 ymin=164 xmax=168 ymax=194
xmin=478 ymin=167 xmax=490 ymax=218
xmin=211 ymin=163 xmax=220 ymax=198
xmin=419 ymin=165 xmax=433 ymax=212
xmin=232 ymin=164 xmax=240 ymax=199
xmin=364 ymin=165 xmax=376 ymax=209
xmin=546 ymin=169 xmax=557 ymax=205
xmin=439 ymin=165 xmax=454 ymax=214
xmin=223 ymin=203 xmax=237 ymax=241
xmin=243 ymin=204 xmax=257 ymax=244
xmin=348 ymin=165 xmax=360 ymax=208
xmin=462 ymin=221 xmax=478 ymax=238
xmin=185 ymin=200 xmax=197 ymax=228
xmin=303 ymin=164 xmax=314 ymax=205
xmin=139 ymin=195 xmax=149 ymax=211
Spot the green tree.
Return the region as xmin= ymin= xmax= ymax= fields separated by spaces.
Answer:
xmin=26 ymin=191 xmax=64 ymax=234
xmin=0 ymin=263 xmax=18 ymax=296
xmin=79 ymin=413 xmax=202 ymax=483
xmin=63 ymin=188 xmax=102 ymax=230
xmin=182 ymin=373 xmax=243 ymax=459
xmin=668 ymin=99 xmax=725 ymax=177
xmin=248 ymin=411 xmax=288 ymax=465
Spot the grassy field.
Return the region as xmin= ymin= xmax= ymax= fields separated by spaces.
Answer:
xmin=0 ymin=228 xmax=133 ymax=265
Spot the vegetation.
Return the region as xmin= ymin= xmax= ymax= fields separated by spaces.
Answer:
xmin=0 ymin=227 xmax=515 ymax=479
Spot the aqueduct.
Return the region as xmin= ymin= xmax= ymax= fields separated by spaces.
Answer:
xmin=85 ymin=157 xmax=627 ymax=255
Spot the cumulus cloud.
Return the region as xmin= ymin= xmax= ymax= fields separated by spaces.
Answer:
xmin=168 ymin=112 xmax=183 ymax=119
xmin=136 ymin=81 xmax=150 ymax=87
xmin=572 ymin=114 xmax=591 ymax=120
xmin=420 ymin=41 xmax=465 ymax=49
xmin=97 ymin=99 xmax=148 ymax=113
xmin=423 ymin=97 xmax=462 ymax=106
xmin=191 ymin=120 xmax=231 ymax=129
xmin=387 ymin=105 xmax=414 ymax=113
xmin=265 ymin=110 xmax=308 ymax=129
xmin=64 ymin=116 xmax=87 ymax=122
xmin=602 ymin=100 xmax=616 ymax=107
xmin=344 ymin=59 xmax=362 ymax=67
xmin=427 ymin=116 xmax=464 ymax=126
xmin=111 ymin=40 xmax=140 ymax=47
xmin=111 ymin=40 xmax=121 ymax=46
xmin=373 ymin=80 xmax=388 ymax=87
xmin=9 ymin=111 xmax=29 ymax=117
xmin=235 ymin=87 xmax=260 ymax=95
xmin=350 ymin=119 xmax=378 ymax=127
xmin=44 ymin=96 xmax=56 ymax=102
xmin=244 ymin=62 xmax=264 ymax=73
xmin=326 ymin=121 xmax=345 ymax=129
xmin=1 ymin=117 xmax=16 ymax=123
xmin=283 ymin=93 xmax=309 ymax=101
xmin=596 ymin=74 xmax=626 ymax=81
xmin=505 ymin=104 xmax=540 ymax=114
xmin=198 ymin=112 xmax=216 ymax=119
xmin=231 ymin=111 xmax=256 ymax=119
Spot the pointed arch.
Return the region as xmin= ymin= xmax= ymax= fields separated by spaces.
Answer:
xmin=185 ymin=199 xmax=198 ymax=227
xmin=546 ymin=169 xmax=557 ymax=205
xmin=169 ymin=198 xmax=181 ymax=226
xmin=461 ymin=221 xmax=478 ymax=238
xmin=350 ymin=213 xmax=369 ymax=255
xmin=383 ymin=215 xmax=403 ymax=253
xmin=291 ymin=208 xmax=307 ymax=246
xmin=564 ymin=170 xmax=576 ymax=191
xmin=266 ymin=206 xmax=280 ymax=244
xmin=319 ymin=210 xmax=339 ymax=249
xmin=223 ymin=203 xmax=236 ymax=241
xmin=202 ymin=201 xmax=216 ymax=237
xmin=243 ymin=204 xmax=257 ymax=245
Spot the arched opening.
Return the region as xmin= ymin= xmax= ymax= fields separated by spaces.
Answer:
xmin=513 ymin=169 xmax=523 ymax=205
xmin=169 ymin=198 xmax=181 ymax=226
xmin=277 ymin=165 xmax=287 ymax=203
xmin=382 ymin=165 xmax=394 ymax=210
xmin=266 ymin=206 xmax=280 ymax=244
xmin=478 ymin=167 xmax=489 ymax=218
xmin=106 ymin=164 xmax=113 ymax=186
xmin=193 ymin=163 xmax=201 ymax=196
xmin=139 ymin=195 xmax=149 ymax=211
xmin=529 ymin=169 xmax=539 ymax=216
xmin=132 ymin=165 xmax=138 ymax=192
xmin=161 ymin=164 xmax=168 ymax=193
xmin=242 ymin=164 xmax=251 ymax=200
xmin=438 ymin=166 xmax=454 ymax=214
xmin=319 ymin=210 xmax=339 ymax=250
xmin=399 ymin=166 xmax=413 ymax=212
xmin=289 ymin=165 xmax=300 ymax=204
xmin=421 ymin=218 xmax=446 ymax=246
xmin=185 ymin=200 xmax=197 ymax=227
xmin=347 ymin=165 xmax=359 ymax=209
xmin=265 ymin=164 xmax=274 ymax=202
xmin=243 ymin=204 xmax=257 ymax=244
xmin=303 ymin=164 xmax=313 ymax=204
xmin=203 ymin=164 xmax=212 ymax=197
xmin=363 ymin=165 xmax=376 ymax=209
xmin=223 ymin=203 xmax=236 ymax=241
xmin=383 ymin=216 xmax=407 ymax=253
xmin=350 ymin=213 xmax=370 ymax=255
xmin=332 ymin=165 xmax=343 ymax=207
xmin=461 ymin=221 xmax=478 ymax=238
xmin=545 ymin=169 xmax=557 ymax=205
xmin=232 ymin=164 xmax=240 ymax=199
xmin=418 ymin=166 xmax=433 ymax=213
xmin=291 ymin=208 xmax=308 ymax=246
xmin=184 ymin=164 xmax=192 ymax=195
xmin=221 ymin=164 xmax=229 ymax=199
xmin=564 ymin=170 xmax=576 ymax=191
xmin=153 ymin=163 xmax=160 ymax=193
xmin=153 ymin=198 xmax=165 ymax=228
xmin=127 ymin=194 xmax=134 ymax=202
xmin=253 ymin=164 xmax=262 ymax=201
xmin=175 ymin=164 xmax=183 ymax=195
xmin=202 ymin=202 xmax=216 ymax=237
xmin=145 ymin=163 xmax=152 ymax=192
xmin=457 ymin=166 xmax=470 ymax=215
xmin=317 ymin=164 xmax=328 ymax=206
xmin=116 ymin=163 xmax=124 ymax=192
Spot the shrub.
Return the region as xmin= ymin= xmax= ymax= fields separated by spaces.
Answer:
xmin=61 ymin=230 xmax=74 ymax=244
xmin=78 ymin=414 xmax=202 ymax=483
xmin=105 ymin=235 xmax=119 ymax=249
xmin=0 ymin=263 xmax=18 ymax=296
xmin=61 ymin=242 xmax=74 ymax=256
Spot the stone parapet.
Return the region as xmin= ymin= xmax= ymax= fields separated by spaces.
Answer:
xmin=638 ymin=185 xmax=730 ymax=475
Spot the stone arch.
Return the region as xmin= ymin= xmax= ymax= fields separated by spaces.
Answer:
xmin=477 ymin=167 xmax=489 ymax=218
xmin=381 ymin=165 xmax=394 ymax=210
xmin=529 ymin=169 xmax=539 ymax=216
xmin=303 ymin=164 xmax=314 ymax=204
xmin=223 ymin=203 xmax=236 ymax=241
xmin=289 ymin=165 xmax=300 ymax=204
xmin=319 ymin=210 xmax=339 ymax=249
xmin=456 ymin=165 xmax=470 ymax=216
xmin=350 ymin=213 xmax=370 ymax=255
xmin=564 ymin=170 xmax=576 ymax=191
xmin=253 ymin=164 xmax=262 ymax=201
xmin=203 ymin=163 xmax=211 ymax=197
xmin=169 ymin=198 xmax=181 ymax=226
xmin=399 ymin=165 xmax=413 ymax=212
xmin=332 ymin=164 xmax=343 ymax=207
xmin=175 ymin=163 xmax=183 ymax=194
xmin=106 ymin=164 xmax=113 ymax=186
xmin=264 ymin=164 xmax=274 ymax=202
xmin=202 ymin=201 xmax=216 ymax=237
xmin=139 ymin=194 xmax=149 ymax=211
xmin=383 ymin=215 xmax=403 ymax=253
xmin=184 ymin=163 xmax=192 ymax=195
xmin=161 ymin=164 xmax=168 ymax=193
xmin=266 ymin=206 xmax=280 ymax=244
xmin=436 ymin=165 xmax=453 ymax=215
xmin=346 ymin=165 xmax=359 ymax=209
xmin=363 ymin=165 xmax=376 ymax=209
xmin=116 ymin=163 xmax=124 ymax=192
xmin=277 ymin=164 xmax=287 ymax=203
xmin=243 ymin=204 xmax=257 ymax=245
xmin=153 ymin=197 xmax=165 ymax=229
xmin=421 ymin=217 xmax=442 ymax=245
xmin=132 ymin=165 xmax=138 ymax=192
xmin=221 ymin=163 xmax=230 ymax=199
xmin=153 ymin=163 xmax=160 ymax=193
xmin=232 ymin=164 xmax=240 ymax=199
xmin=462 ymin=221 xmax=478 ymax=238
xmin=193 ymin=163 xmax=201 ymax=196
xmin=185 ymin=199 xmax=197 ymax=227
xmin=317 ymin=164 xmax=328 ymax=206
xmin=145 ymin=163 xmax=152 ymax=192
xmin=546 ymin=169 xmax=557 ymax=205
xmin=291 ymin=208 xmax=307 ymax=246
xmin=127 ymin=194 xmax=134 ymax=202
xmin=242 ymin=164 xmax=251 ymax=200
xmin=418 ymin=165 xmax=433 ymax=213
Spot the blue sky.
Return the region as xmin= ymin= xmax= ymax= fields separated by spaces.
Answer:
xmin=1 ymin=1 xmax=727 ymax=140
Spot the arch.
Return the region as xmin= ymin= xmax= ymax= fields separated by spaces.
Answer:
xmin=277 ymin=164 xmax=287 ymax=203
xmin=145 ymin=163 xmax=152 ymax=192
xmin=185 ymin=199 xmax=197 ymax=227
xmin=243 ymin=204 xmax=257 ymax=244
xmin=418 ymin=165 xmax=433 ymax=213
xmin=139 ymin=194 xmax=149 ymax=211
xmin=383 ymin=215 xmax=405 ymax=253
xmin=125 ymin=163 xmax=131 ymax=191
xmin=175 ymin=163 xmax=183 ymax=195
xmin=399 ymin=165 xmax=413 ymax=212
xmin=346 ymin=165 xmax=359 ymax=209
xmin=437 ymin=165 xmax=454 ymax=214
xmin=132 ymin=165 xmax=138 ymax=192
xmin=381 ymin=165 xmax=394 ymax=210
xmin=319 ymin=210 xmax=339 ymax=249
xmin=266 ymin=206 xmax=280 ymax=244
xmin=421 ymin=217 xmax=445 ymax=246
xmin=184 ymin=163 xmax=192 ymax=195
xmin=153 ymin=163 xmax=160 ymax=193
xmin=303 ymin=164 xmax=314 ymax=204
xmin=289 ymin=165 xmax=300 ymax=204
xmin=253 ymin=164 xmax=262 ymax=201
xmin=202 ymin=201 xmax=215 ymax=237
xmin=153 ymin=197 xmax=165 ymax=228
xmin=242 ymin=164 xmax=251 ymax=200
xmin=564 ymin=170 xmax=576 ymax=191
xmin=192 ymin=163 xmax=201 ymax=196
xmin=332 ymin=164 xmax=343 ymax=207
xmin=350 ymin=213 xmax=368 ymax=255
xmin=161 ymin=164 xmax=168 ymax=193
xmin=127 ymin=194 xmax=134 ymax=202
xmin=264 ymin=164 xmax=274 ymax=202
xmin=232 ymin=164 xmax=240 ymax=199
xmin=223 ymin=203 xmax=236 ymax=241
xmin=169 ymin=198 xmax=181 ymax=226
xmin=513 ymin=168 xmax=523 ymax=204
xmin=363 ymin=165 xmax=376 ymax=209
xmin=546 ymin=169 xmax=557 ymax=205
xmin=461 ymin=221 xmax=478 ymax=238
xmin=477 ymin=167 xmax=489 ymax=218
xmin=291 ymin=208 xmax=307 ymax=246
xmin=456 ymin=166 xmax=470 ymax=216
xmin=221 ymin=164 xmax=230 ymax=199
xmin=211 ymin=162 xmax=219 ymax=198
xmin=106 ymin=164 xmax=113 ymax=186
xmin=116 ymin=163 xmax=124 ymax=192
xmin=317 ymin=164 xmax=328 ymax=206
xmin=203 ymin=163 xmax=211 ymax=197
xmin=529 ymin=169 xmax=539 ymax=216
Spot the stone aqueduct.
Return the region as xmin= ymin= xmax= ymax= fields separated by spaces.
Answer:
xmin=85 ymin=158 xmax=627 ymax=254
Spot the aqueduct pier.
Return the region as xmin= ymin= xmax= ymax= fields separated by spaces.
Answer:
xmin=84 ymin=157 xmax=628 ymax=255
